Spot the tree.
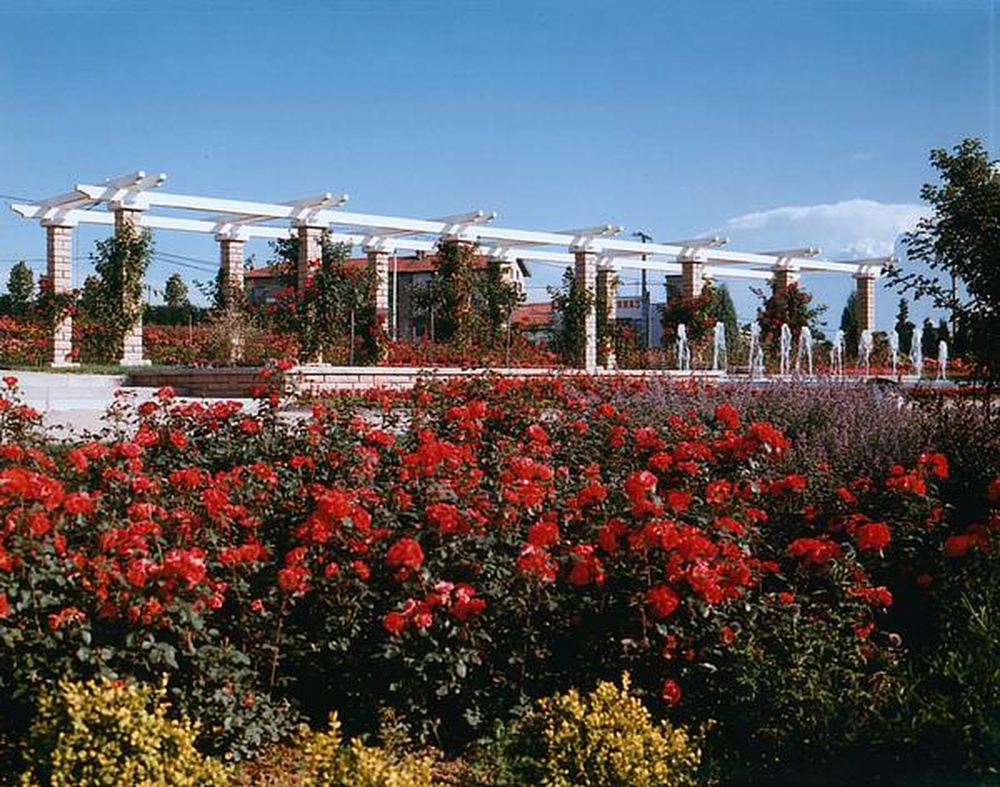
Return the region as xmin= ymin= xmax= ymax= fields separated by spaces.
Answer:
xmin=921 ymin=317 xmax=939 ymax=360
xmin=711 ymin=283 xmax=740 ymax=352
xmin=287 ymin=235 xmax=380 ymax=364
xmin=550 ymin=267 xmax=594 ymax=367
xmin=432 ymin=241 xmax=479 ymax=350
xmin=164 ymin=273 xmax=190 ymax=309
xmin=840 ymin=292 xmax=859 ymax=359
xmin=755 ymin=281 xmax=826 ymax=352
xmin=888 ymin=138 xmax=1000 ymax=383
xmin=479 ymin=259 xmax=524 ymax=354
xmin=4 ymin=261 xmax=35 ymax=317
xmin=893 ymin=297 xmax=915 ymax=356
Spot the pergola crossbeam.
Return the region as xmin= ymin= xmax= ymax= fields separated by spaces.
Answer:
xmin=11 ymin=169 xmax=894 ymax=370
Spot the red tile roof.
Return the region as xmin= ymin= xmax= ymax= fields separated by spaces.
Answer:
xmin=246 ymin=254 xmax=529 ymax=279
xmin=512 ymin=301 xmax=554 ymax=327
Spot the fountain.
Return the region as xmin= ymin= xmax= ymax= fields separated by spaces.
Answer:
xmin=795 ymin=326 xmax=813 ymax=377
xmin=937 ymin=339 xmax=948 ymax=381
xmin=779 ymin=323 xmax=792 ymax=377
xmin=748 ymin=322 xmax=765 ymax=379
xmin=712 ymin=321 xmax=727 ymax=372
xmin=831 ymin=329 xmax=845 ymax=377
xmin=676 ymin=323 xmax=691 ymax=372
xmin=859 ymin=329 xmax=873 ymax=378
xmin=889 ymin=329 xmax=899 ymax=378
xmin=911 ymin=327 xmax=923 ymax=379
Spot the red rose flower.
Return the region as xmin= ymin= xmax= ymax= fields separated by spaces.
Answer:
xmin=855 ymin=522 xmax=891 ymax=552
xmin=646 ymin=584 xmax=680 ymax=619
xmin=661 ymin=678 xmax=682 ymax=705
xmin=386 ymin=537 xmax=424 ymax=571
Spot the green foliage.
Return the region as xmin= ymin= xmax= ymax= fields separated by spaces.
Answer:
xmin=756 ymin=281 xmax=825 ymax=352
xmin=164 ymin=273 xmax=190 ymax=309
xmin=480 ymin=258 xmax=525 ymax=355
xmin=891 ymin=545 xmax=1000 ymax=775
xmin=289 ymin=236 xmax=381 ymax=363
xmin=661 ymin=283 xmax=721 ymax=344
xmin=144 ymin=303 xmax=206 ymax=327
xmin=20 ymin=676 xmax=230 ymax=786
xmin=550 ymin=267 xmax=595 ymax=366
xmin=3 ymin=261 xmax=35 ymax=317
xmin=920 ymin=317 xmax=951 ymax=360
xmin=840 ymin=290 xmax=859 ymax=358
xmin=890 ymin=138 xmax=1000 ymax=382
xmin=496 ymin=674 xmax=704 ymax=787
xmin=712 ymin=283 xmax=740 ymax=353
xmin=432 ymin=241 xmax=479 ymax=350
xmin=894 ymin=297 xmax=915 ymax=355
xmin=76 ymin=223 xmax=153 ymax=364
xmin=410 ymin=246 xmax=523 ymax=355
xmin=300 ymin=712 xmax=434 ymax=787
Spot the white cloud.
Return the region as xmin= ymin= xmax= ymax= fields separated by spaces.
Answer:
xmin=715 ymin=198 xmax=927 ymax=259
xmin=705 ymin=199 xmax=941 ymax=329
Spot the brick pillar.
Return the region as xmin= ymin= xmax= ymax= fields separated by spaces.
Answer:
xmin=297 ymin=225 xmax=324 ymax=296
xmin=773 ymin=267 xmax=800 ymax=293
xmin=855 ymin=273 xmax=877 ymax=333
xmin=219 ymin=238 xmax=245 ymax=362
xmin=680 ymin=260 xmax=704 ymax=301
xmin=596 ymin=267 xmax=617 ymax=369
xmin=574 ymin=251 xmax=598 ymax=370
xmin=45 ymin=223 xmax=76 ymax=367
xmin=114 ymin=207 xmax=148 ymax=366
xmin=366 ymin=250 xmax=391 ymax=329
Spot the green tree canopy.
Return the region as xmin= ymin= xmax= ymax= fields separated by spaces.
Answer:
xmin=889 ymin=138 xmax=1000 ymax=382
xmin=893 ymin=297 xmax=915 ymax=355
xmin=711 ymin=283 xmax=740 ymax=350
xmin=550 ymin=267 xmax=594 ymax=367
xmin=755 ymin=281 xmax=825 ymax=351
xmin=840 ymin=291 xmax=859 ymax=358
xmin=164 ymin=273 xmax=190 ymax=309
xmin=4 ymin=261 xmax=35 ymax=316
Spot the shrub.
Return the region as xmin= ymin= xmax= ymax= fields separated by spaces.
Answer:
xmin=20 ymin=676 xmax=230 ymax=786
xmin=887 ymin=498 xmax=1000 ymax=776
xmin=498 ymin=674 xmax=704 ymax=787
xmin=300 ymin=711 xmax=434 ymax=787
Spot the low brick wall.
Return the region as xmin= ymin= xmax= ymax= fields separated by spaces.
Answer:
xmin=127 ymin=365 xmax=725 ymax=398
xmin=125 ymin=367 xmax=265 ymax=398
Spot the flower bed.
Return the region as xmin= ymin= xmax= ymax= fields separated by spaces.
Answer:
xmin=0 ymin=373 xmax=997 ymax=783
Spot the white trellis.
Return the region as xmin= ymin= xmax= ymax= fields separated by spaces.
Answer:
xmin=11 ymin=170 xmax=892 ymax=368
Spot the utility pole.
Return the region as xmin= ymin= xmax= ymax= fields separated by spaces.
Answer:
xmin=632 ymin=231 xmax=653 ymax=350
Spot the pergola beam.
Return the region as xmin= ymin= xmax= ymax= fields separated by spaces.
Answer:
xmin=15 ymin=171 xmax=893 ymax=281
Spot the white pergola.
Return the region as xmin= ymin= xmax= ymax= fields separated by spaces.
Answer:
xmin=11 ymin=171 xmax=892 ymax=368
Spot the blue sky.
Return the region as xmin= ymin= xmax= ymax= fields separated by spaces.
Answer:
xmin=1 ymin=0 xmax=996 ymax=331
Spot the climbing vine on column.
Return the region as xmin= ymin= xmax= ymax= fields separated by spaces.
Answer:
xmin=77 ymin=222 xmax=153 ymax=364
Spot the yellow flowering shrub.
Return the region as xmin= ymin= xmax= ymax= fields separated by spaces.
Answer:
xmin=525 ymin=673 xmax=704 ymax=787
xmin=300 ymin=712 xmax=435 ymax=787
xmin=20 ymin=676 xmax=230 ymax=787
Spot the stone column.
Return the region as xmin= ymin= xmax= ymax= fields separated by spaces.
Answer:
xmin=596 ymin=267 xmax=617 ymax=369
xmin=366 ymin=250 xmax=391 ymax=330
xmin=219 ymin=237 xmax=245 ymax=362
xmin=680 ymin=260 xmax=704 ymax=301
xmin=296 ymin=224 xmax=324 ymax=295
xmin=114 ymin=207 xmax=148 ymax=366
xmin=44 ymin=223 xmax=76 ymax=367
xmin=573 ymin=250 xmax=598 ymax=370
xmin=773 ymin=267 xmax=800 ymax=294
xmin=855 ymin=273 xmax=877 ymax=333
